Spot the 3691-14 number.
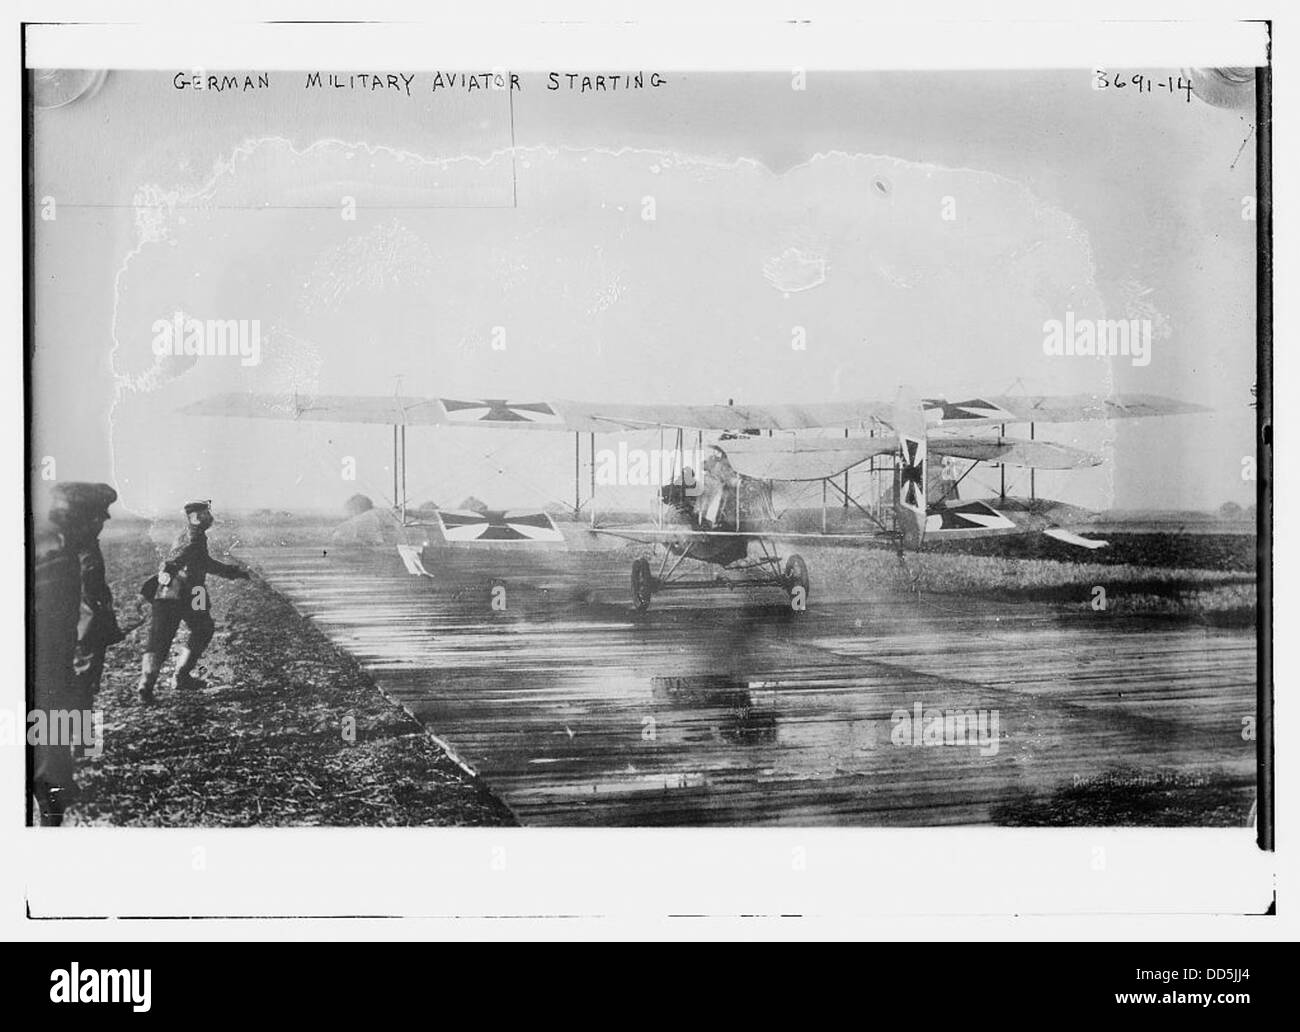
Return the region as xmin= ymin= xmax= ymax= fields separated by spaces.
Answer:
xmin=1093 ymin=70 xmax=1195 ymax=102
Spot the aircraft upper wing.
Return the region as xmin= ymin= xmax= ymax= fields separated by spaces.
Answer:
xmin=180 ymin=393 xmax=894 ymax=431
xmin=921 ymin=394 xmax=1208 ymax=425
xmin=181 ymin=391 xmax=1206 ymax=432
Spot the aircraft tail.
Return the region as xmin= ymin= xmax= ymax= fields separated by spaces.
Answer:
xmin=893 ymin=386 xmax=928 ymax=550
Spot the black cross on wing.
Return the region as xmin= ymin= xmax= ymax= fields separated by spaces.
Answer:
xmin=441 ymin=399 xmax=559 ymax=422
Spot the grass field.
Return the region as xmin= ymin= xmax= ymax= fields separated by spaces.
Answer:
xmin=52 ymin=526 xmax=514 ymax=827
xmin=885 ymin=548 xmax=1256 ymax=626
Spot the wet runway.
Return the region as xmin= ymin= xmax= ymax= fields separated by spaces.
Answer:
xmin=239 ymin=545 xmax=1257 ymax=826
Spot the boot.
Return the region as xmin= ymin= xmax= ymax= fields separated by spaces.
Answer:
xmin=137 ymin=653 xmax=160 ymax=704
xmin=34 ymin=782 xmax=68 ymax=827
xmin=171 ymin=649 xmax=208 ymax=692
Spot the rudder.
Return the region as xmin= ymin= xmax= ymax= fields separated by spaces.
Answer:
xmin=893 ymin=386 xmax=928 ymax=550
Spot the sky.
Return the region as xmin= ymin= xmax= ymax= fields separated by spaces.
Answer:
xmin=29 ymin=66 xmax=1260 ymax=516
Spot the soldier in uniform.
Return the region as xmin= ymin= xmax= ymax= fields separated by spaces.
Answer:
xmin=137 ymin=500 xmax=249 ymax=702
xmin=66 ymin=485 xmax=126 ymax=716
xmin=31 ymin=482 xmax=119 ymax=825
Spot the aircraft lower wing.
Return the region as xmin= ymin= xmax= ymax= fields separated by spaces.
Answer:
xmin=718 ymin=433 xmax=1100 ymax=480
xmin=925 ymin=501 xmax=1020 ymax=535
xmin=396 ymin=543 xmax=435 ymax=577
xmin=929 ymin=434 xmax=1100 ymax=469
xmin=921 ymin=501 xmax=1110 ymax=549
xmin=716 ymin=437 xmax=897 ymax=480
xmin=182 ymin=391 xmax=1206 ymax=433
xmin=1043 ymin=527 xmax=1110 ymax=549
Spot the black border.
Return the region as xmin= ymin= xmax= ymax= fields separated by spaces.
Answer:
xmin=1254 ymin=57 xmax=1273 ymax=852
xmin=21 ymin=22 xmax=34 ymax=827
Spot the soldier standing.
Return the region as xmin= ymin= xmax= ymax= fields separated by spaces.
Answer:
xmin=137 ymin=500 xmax=249 ymax=702
xmin=67 ymin=486 xmax=126 ymax=715
xmin=31 ymin=482 xmax=119 ymax=825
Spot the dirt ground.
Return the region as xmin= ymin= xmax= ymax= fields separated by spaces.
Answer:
xmin=54 ymin=528 xmax=515 ymax=827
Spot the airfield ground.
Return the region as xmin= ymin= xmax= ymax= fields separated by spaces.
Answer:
xmin=54 ymin=524 xmax=514 ymax=827
xmin=46 ymin=514 xmax=1258 ymax=827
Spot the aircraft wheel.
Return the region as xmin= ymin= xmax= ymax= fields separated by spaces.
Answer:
xmin=632 ymin=557 xmax=654 ymax=611
xmin=784 ymin=554 xmax=809 ymax=613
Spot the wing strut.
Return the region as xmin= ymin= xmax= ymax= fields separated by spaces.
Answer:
xmin=843 ymin=427 xmax=850 ymax=508
xmin=999 ymin=423 xmax=1006 ymax=500
xmin=934 ymin=455 xmax=980 ymax=505
xmin=391 ymin=424 xmax=408 ymax=525
xmin=392 ymin=425 xmax=398 ymax=516
xmin=1030 ymin=422 xmax=1036 ymax=501
xmin=574 ymin=431 xmax=581 ymax=518
xmin=658 ymin=424 xmax=665 ymax=530
xmin=827 ymin=474 xmax=881 ymax=528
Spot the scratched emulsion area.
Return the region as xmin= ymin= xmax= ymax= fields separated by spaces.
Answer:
xmin=239 ymin=545 xmax=1256 ymax=827
xmin=105 ymin=139 xmax=1132 ymax=514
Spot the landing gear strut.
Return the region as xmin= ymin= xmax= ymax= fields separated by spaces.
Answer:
xmin=628 ymin=543 xmax=810 ymax=613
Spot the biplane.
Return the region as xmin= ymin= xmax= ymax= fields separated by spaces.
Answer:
xmin=183 ymin=388 xmax=1204 ymax=611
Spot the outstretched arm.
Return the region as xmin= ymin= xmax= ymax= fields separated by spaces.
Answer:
xmin=206 ymin=553 xmax=250 ymax=580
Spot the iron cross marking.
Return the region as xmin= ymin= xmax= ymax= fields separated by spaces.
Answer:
xmin=899 ymin=437 xmax=925 ymax=508
xmin=442 ymin=399 xmax=557 ymax=422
